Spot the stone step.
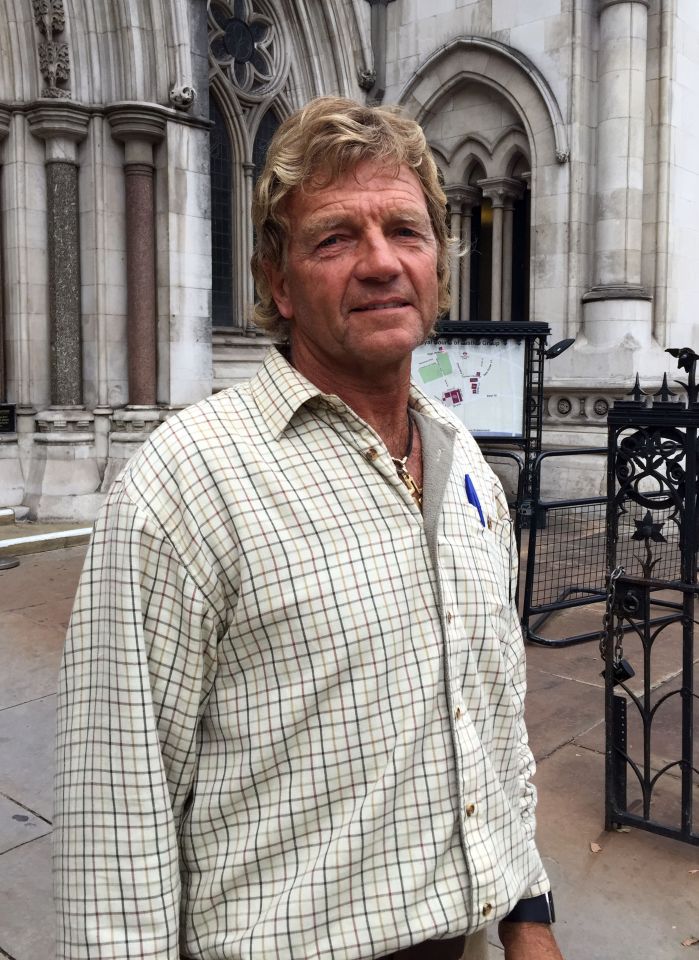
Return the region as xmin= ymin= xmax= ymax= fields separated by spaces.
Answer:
xmin=0 ymin=526 xmax=92 ymax=558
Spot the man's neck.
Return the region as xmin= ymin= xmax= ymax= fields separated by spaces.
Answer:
xmin=286 ymin=345 xmax=413 ymax=459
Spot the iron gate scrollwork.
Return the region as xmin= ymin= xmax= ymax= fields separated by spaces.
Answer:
xmin=605 ymin=354 xmax=698 ymax=846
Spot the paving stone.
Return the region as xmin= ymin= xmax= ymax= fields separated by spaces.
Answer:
xmin=0 ymin=696 xmax=55 ymax=822
xmin=0 ymin=834 xmax=54 ymax=960
xmin=534 ymin=744 xmax=699 ymax=960
xmin=0 ymin=611 xmax=64 ymax=709
xmin=0 ymin=793 xmax=51 ymax=855
xmin=525 ymin=668 xmax=604 ymax=760
xmin=0 ymin=545 xmax=86 ymax=614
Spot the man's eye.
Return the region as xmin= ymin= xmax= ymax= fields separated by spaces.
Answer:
xmin=396 ymin=227 xmax=419 ymax=238
xmin=318 ymin=235 xmax=340 ymax=248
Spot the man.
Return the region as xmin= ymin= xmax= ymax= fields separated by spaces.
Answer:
xmin=54 ymin=97 xmax=563 ymax=960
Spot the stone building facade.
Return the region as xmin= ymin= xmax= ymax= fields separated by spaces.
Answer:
xmin=0 ymin=0 xmax=696 ymax=517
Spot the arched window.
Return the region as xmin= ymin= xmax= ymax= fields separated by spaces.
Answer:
xmin=210 ymin=95 xmax=234 ymax=328
xmin=252 ymin=109 xmax=281 ymax=185
xmin=467 ymin=162 xmax=489 ymax=323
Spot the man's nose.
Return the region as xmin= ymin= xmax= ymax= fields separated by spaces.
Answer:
xmin=354 ymin=232 xmax=402 ymax=281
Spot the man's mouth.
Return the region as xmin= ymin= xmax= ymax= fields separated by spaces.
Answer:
xmin=351 ymin=300 xmax=410 ymax=312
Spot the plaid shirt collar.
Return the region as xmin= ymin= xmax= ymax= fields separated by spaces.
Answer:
xmin=249 ymin=344 xmax=456 ymax=439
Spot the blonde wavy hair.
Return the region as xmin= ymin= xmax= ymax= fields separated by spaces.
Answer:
xmin=250 ymin=96 xmax=450 ymax=341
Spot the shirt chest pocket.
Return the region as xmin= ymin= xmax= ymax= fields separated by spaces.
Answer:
xmin=439 ymin=502 xmax=514 ymax=641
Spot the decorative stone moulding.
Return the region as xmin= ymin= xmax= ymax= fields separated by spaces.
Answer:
xmin=32 ymin=0 xmax=71 ymax=99
xmin=582 ymin=284 xmax=652 ymax=302
xmin=543 ymin=391 xmax=656 ymax=426
xmin=599 ymin=0 xmax=649 ymax=9
xmin=33 ymin=408 xmax=95 ymax=444
xmin=109 ymin=408 xmax=166 ymax=442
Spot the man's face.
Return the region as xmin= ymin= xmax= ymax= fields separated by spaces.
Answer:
xmin=265 ymin=160 xmax=439 ymax=385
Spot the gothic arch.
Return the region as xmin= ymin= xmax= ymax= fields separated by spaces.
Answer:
xmin=398 ymin=36 xmax=569 ymax=166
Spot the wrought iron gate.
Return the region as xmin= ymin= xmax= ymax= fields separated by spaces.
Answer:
xmin=605 ymin=357 xmax=698 ymax=845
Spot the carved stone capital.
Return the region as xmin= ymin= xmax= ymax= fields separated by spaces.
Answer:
xmin=444 ymin=184 xmax=481 ymax=212
xmin=26 ymin=102 xmax=89 ymax=142
xmin=106 ymin=104 xmax=167 ymax=145
xmin=477 ymin=176 xmax=525 ymax=208
xmin=27 ymin=102 xmax=89 ymax=162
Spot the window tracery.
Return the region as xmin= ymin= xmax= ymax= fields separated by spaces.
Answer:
xmin=208 ymin=0 xmax=284 ymax=100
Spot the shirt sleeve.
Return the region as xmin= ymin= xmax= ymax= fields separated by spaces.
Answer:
xmin=494 ymin=480 xmax=551 ymax=902
xmin=53 ymin=478 xmax=219 ymax=959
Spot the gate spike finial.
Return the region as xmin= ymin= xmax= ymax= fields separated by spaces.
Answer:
xmin=625 ymin=373 xmax=645 ymax=404
xmin=652 ymin=373 xmax=676 ymax=404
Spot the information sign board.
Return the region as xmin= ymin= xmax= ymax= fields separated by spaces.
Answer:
xmin=412 ymin=337 xmax=526 ymax=438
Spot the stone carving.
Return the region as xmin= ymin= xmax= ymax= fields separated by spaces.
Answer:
xmin=169 ymin=83 xmax=197 ymax=110
xmin=32 ymin=0 xmax=70 ymax=98
xmin=32 ymin=0 xmax=65 ymax=34
xmin=555 ymin=150 xmax=570 ymax=164
xmin=544 ymin=392 xmax=628 ymax=425
xmin=357 ymin=68 xmax=376 ymax=91
xmin=557 ymin=398 xmax=572 ymax=416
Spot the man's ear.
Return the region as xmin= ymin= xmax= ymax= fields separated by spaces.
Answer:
xmin=262 ymin=261 xmax=293 ymax=320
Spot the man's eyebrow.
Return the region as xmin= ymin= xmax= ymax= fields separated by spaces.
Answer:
xmin=298 ymin=216 xmax=352 ymax=241
xmin=299 ymin=207 xmax=432 ymax=241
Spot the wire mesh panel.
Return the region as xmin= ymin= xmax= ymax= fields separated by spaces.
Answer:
xmin=521 ymin=448 xmax=609 ymax=646
xmin=529 ymin=499 xmax=607 ymax=609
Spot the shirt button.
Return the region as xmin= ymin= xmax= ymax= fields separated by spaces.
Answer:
xmin=465 ymin=802 xmax=476 ymax=817
xmin=482 ymin=902 xmax=493 ymax=917
xmin=454 ymin=706 xmax=462 ymax=720
xmin=447 ymin=612 xmax=453 ymax=623
xmin=365 ymin=447 xmax=379 ymax=462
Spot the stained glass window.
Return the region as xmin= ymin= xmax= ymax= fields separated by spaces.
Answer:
xmin=210 ymin=96 xmax=234 ymax=327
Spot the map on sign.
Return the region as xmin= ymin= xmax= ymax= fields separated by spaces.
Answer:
xmin=412 ymin=338 xmax=526 ymax=437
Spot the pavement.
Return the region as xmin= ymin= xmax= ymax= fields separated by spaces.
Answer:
xmin=0 ymin=540 xmax=697 ymax=960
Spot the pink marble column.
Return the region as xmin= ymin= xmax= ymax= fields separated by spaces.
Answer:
xmin=124 ymin=163 xmax=157 ymax=405
xmin=107 ymin=107 xmax=165 ymax=407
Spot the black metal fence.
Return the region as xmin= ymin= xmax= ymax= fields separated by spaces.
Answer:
xmin=604 ymin=360 xmax=698 ymax=846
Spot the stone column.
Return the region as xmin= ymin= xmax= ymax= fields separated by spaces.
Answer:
xmin=27 ymin=104 xmax=90 ymax=407
xmin=459 ymin=188 xmax=481 ymax=324
xmin=107 ymin=107 xmax=166 ymax=407
xmin=479 ymin=178 xmax=523 ymax=322
xmin=242 ymin=161 xmax=256 ymax=333
xmin=583 ymin=0 xmax=651 ymax=347
xmin=445 ymin=185 xmax=481 ymax=323
xmin=502 ymin=185 xmax=524 ymax=321
xmin=0 ymin=108 xmax=10 ymax=401
xmin=445 ymin=189 xmax=463 ymax=323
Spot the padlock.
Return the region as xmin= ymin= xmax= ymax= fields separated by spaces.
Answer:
xmin=600 ymin=659 xmax=635 ymax=686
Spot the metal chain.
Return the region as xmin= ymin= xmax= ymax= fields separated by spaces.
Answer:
xmin=600 ymin=565 xmax=625 ymax=664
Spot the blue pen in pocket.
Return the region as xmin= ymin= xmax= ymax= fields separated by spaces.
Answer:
xmin=464 ymin=474 xmax=486 ymax=527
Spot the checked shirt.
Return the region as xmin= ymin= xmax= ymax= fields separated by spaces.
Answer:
xmin=54 ymin=347 xmax=549 ymax=960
